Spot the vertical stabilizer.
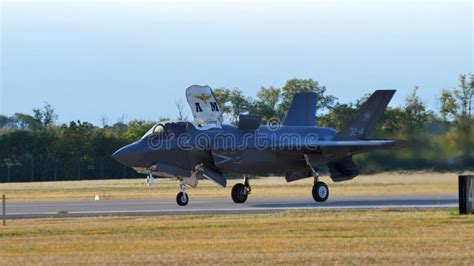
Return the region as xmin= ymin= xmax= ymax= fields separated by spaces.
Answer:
xmin=283 ymin=92 xmax=317 ymax=126
xmin=333 ymin=90 xmax=395 ymax=140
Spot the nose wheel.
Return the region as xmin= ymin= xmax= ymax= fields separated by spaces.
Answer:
xmin=176 ymin=178 xmax=189 ymax=206
xmin=176 ymin=191 xmax=189 ymax=206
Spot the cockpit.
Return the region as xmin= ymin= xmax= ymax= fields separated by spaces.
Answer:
xmin=141 ymin=121 xmax=191 ymax=140
xmin=141 ymin=124 xmax=165 ymax=139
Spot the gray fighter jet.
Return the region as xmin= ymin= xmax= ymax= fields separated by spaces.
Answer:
xmin=112 ymin=85 xmax=406 ymax=206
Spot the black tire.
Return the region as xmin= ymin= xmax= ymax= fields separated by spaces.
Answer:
xmin=176 ymin=192 xmax=189 ymax=206
xmin=312 ymin=182 xmax=329 ymax=202
xmin=231 ymin=183 xmax=248 ymax=204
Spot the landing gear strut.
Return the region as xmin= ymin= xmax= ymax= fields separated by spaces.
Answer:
xmin=304 ymin=155 xmax=329 ymax=202
xmin=146 ymin=174 xmax=154 ymax=188
xmin=176 ymin=178 xmax=189 ymax=206
xmin=231 ymin=176 xmax=251 ymax=204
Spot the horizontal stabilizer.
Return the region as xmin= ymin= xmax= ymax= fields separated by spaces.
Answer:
xmin=283 ymin=93 xmax=317 ymax=126
xmin=318 ymin=139 xmax=408 ymax=160
xmin=317 ymin=139 xmax=407 ymax=148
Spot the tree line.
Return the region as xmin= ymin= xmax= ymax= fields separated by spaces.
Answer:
xmin=0 ymin=74 xmax=472 ymax=182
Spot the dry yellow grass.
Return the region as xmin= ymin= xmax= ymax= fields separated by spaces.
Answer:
xmin=0 ymin=210 xmax=473 ymax=264
xmin=0 ymin=172 xmax=459 ymax=202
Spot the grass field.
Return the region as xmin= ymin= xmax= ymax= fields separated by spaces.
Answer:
xmin=0 ymin=172 xmax=459 ymax=202
xmin=0 ymin=210 xmax=473 ymax=264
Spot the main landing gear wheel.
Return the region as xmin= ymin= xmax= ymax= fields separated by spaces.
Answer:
xmin=312 ymin=181 xmax=329 ymax=202
xmin=232 ymin=176 xmax=251 ymax=204
xmin=176 ymin=191 xmax=189 ymax=206
xmin=231 ymin=183 xmax=248 ymax=203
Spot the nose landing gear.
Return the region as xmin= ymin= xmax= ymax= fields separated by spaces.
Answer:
xmin=176 ymin=191 xmax=189 ymax=206
xmin=146 ymin=174 xmax=154 ymax=188
xmin=176 ymin=178 xmax=189 ymax=206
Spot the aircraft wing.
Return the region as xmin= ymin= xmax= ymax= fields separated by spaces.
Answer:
xmin=305 ymin=140 xmax=406 ymax=148
xmin=212 ymin=138 xmax=407 ymax=151
xmin=186 ymin=85 xmax=223 ymax=128
xmin=311 ymin=139 xmax=406 ymax=155
xmin=269 ymin=139 xmax=408 ymax=157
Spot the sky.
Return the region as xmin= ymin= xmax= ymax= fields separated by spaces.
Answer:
xmin=1 ymin=0 xmax=472 ymax=125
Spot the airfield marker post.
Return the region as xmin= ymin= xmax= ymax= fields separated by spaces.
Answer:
xmin=2 ymin=194 xmax=5 ymax=226
xmin=459 ymin=175 xmax=474 ymax=215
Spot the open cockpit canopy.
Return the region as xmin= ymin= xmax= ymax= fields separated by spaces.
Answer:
xmin=141 ymin=121 xmax=191 ymax=140
xmin=141 ymin=124 xmax=165 ymax=139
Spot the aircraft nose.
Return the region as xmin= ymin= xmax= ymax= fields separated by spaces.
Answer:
xmin=112 ymin=142 xmax=141 ymax=167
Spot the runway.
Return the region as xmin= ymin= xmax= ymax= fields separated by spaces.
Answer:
xmin=2 ymin=194 xmax=458 ymax=219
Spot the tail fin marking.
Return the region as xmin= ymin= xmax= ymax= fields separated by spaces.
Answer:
xmin=334 ymin=90 xmax=395 ymax=140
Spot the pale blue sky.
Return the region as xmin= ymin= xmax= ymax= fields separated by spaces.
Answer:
xmin=1 ymin=1 xmax=472 ymax=125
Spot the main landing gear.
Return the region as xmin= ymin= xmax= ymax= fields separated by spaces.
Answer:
xmin=176 ymin=177 xmax=189 ymax=206
xmin=304 ymin=155 xmax=329 ymax=202
xmin=231 ymin=176 xmax=251 ymax=204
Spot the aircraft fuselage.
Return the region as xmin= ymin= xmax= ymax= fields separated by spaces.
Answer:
xmin=113 ymin=122 xmax=337 ymax=177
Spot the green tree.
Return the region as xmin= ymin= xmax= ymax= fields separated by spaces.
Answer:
xmin=404 ymin=86 xmax=433 ymax=135
xmin=212 ymin=88 xmax=252 ymax=123
xmin=123 ymin=120 xmax=156 ymax=142
xmin=228 ymin=88 xmax=251 ymax=122
xmin=379 ymin=107 xmax=406 ymax=135
xmin=13 ymin=113 xmax=40 ymax=129
xmin=0 ymin=115 xmax=17 ymax=128
xmin=319 ymin=103 xmax=355 ymax=130
xmin=2 ymin=156 xmax=21 ymax=182
xmin=110 ymin=122 xmax=127 ymax=135
xmin=175 ymin=99 xmax=188 ymax=121
xmin=57 ymin=121 xmax=95 ymax=179
xmin=279 ymin=78 xmax=336 ymax=119
xmin=439 ymin=89 xmax=457 ymax=124
xmin=212 ymin=88 xmax=232 ymax=115
xmin=251 ymin=86 xmax=281 ymax=123
xmin=438 ymin=74 xmax=474 ymax=165
xmin=91 ymin=128 xmax=126 ymax=179
xmin=34 ymin=102 xmax=58 ymax=128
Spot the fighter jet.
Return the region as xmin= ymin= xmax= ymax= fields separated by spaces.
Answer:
xmin=112 ymin=85 xmax=406 ymax=206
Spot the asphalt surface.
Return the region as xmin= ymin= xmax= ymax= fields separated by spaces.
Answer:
xmin=2 ymin=194 xmax=458 ymax=219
